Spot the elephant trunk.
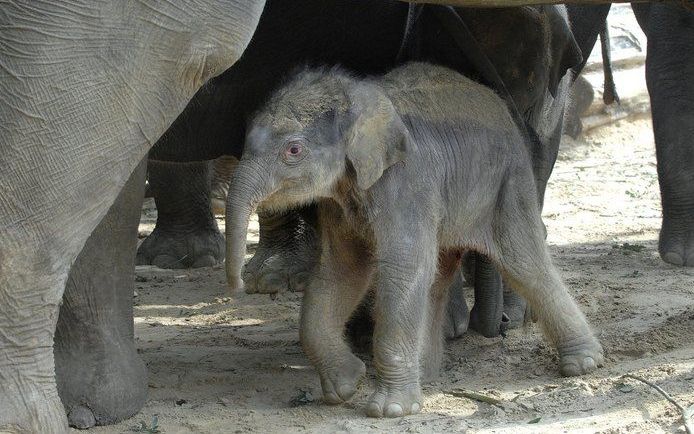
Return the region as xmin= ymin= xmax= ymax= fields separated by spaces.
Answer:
xmin=225 ymin=160 xmax=274 ymax=292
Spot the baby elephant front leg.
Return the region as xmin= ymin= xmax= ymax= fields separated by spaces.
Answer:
xmin=300 ymin=233 xmax=373 ymax=405
xmin=366 ymin=236 xmax=437 ymax=418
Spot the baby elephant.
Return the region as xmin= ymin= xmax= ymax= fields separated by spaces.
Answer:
xmin=225 ymin=63 xmax=603 ymax=418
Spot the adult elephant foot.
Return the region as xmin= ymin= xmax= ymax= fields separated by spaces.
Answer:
xmin=56 ymin=343 xmax=146 ymax=429
xmin=137 ymin=160 xmax=225 ymax=268
xmin=503 ymin=286 xmax=530 ymax=329
xmin=55 ymin=161 xmax=148 ymax=428
xmin=137 ymin=226 xmax=225 ymax=269
xmin=633 ymin=2 xmax=694 ymax=267
xmin=243 ymin=207 xmax=319 ymax=294
xmin=659 ymin=215 xmax=694 ymax=267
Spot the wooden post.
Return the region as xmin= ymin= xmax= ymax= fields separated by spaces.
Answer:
xmin=402 ymin=0 xmax=655 ymax=7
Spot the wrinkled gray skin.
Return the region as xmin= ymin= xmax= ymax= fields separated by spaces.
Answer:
xmin=0 ymin=1 xmax=265 ymax=432
xmin=225 ymin=63 xmax=604 ymax=418
xmin=55 ymin=159 xmax=148 ymax=429
xmin=137 ymin=159 xmax=226 ymax=269
xmin=137 ymin=156 xmax=237 ymax=268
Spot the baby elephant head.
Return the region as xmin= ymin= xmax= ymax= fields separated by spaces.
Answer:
xmin=225 ymin=68 xmax=410 ymax=291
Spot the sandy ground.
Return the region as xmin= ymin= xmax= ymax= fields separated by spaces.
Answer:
xmin=89 ymin=111 xmax=694 ymax=434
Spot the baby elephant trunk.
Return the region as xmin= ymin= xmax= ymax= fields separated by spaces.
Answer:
xmin=224 ymin=160 xmax=273 ymax=292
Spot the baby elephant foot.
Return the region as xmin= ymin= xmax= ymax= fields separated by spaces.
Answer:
xmin=366 ymin=382 xmax=422 ymax=418
xmin=558 ymin=336 xmax=604 ymax=376
xmin=318 ymin=354 xmax=366 ymax=404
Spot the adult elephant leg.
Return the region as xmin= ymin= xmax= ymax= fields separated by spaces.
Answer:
xmin=636 ymin=3 xmax=694 ymax=266
xmin=468 ymin=254 xmax=506 ymax=338
xmin=137 ymin=160 xmax=224 ymax=269
xmin=55 ymin=160 xmax=147 ymax=429
xmin=211 ymin=155 xmax=239 ymax=215
xmin=243 ymin=206 xmax=319 ymax=294
xmin=0 ymin=2 xmax=265 ymax=431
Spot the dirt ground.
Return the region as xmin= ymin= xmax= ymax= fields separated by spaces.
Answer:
xmin=89 ymin=111 xmax=694 ymax=434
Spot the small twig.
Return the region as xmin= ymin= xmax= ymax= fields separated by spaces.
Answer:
xmin=170 ymin=254 xmax=189 ymax=267
xmin=397 ymin=415 xmax=454 ymax=426
xmin=622 ymin=374 xmax=693 ymax=434
xmin=444 ymin=388 xmax=502 ymax=406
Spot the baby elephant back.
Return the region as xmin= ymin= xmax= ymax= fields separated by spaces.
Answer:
xmin=382 ymin=63 xmax=518 ymax=135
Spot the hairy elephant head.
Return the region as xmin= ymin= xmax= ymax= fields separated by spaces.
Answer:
xmin=224 ymin=68 xmax=409 ymax=291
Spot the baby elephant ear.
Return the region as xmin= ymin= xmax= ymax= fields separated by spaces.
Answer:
xmin=345 ymin=92 xmax=410 ymax=190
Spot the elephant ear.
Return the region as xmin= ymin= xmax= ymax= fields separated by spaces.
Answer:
xmin=344 ymin=88 xmax=410 ymax=191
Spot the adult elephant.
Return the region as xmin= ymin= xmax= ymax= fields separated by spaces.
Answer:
xmin=0 ymin=1 xmax=265 ymax=432
xmin=568 ymin=2 xmax=694 ymax=267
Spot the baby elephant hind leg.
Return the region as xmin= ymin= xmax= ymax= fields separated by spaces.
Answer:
xmin=494 ymin=194 xmax=603 ymax=377
xmin=422 ymin=251 xmax=462 ymax=380
xmin=300 ymin=223 xmax=374 ymax=406
xmin=443 ymin=268 xmax=469 ymax=340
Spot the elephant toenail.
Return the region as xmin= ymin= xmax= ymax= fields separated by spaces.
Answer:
xmin=582 ymin=357 xmax=597 ymax=371
xmin=561 ymin=362 xmax=580 ymax=377
xmin=68 ymin=405 xmax=96 ymax=429
xmin=337 ymin=384 xmax=355 ymax=400
xmin=366 ymin=402 xmax=382 ymax=417
xmin=384 ymin=403 xmax=404 ymax=418
xmin=323 ymin=392 xmax=341 ymax=405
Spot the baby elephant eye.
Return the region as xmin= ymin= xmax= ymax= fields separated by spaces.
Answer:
xmin=288 ymin=143 xmax=302 ymax=155
xmin=283 ymin=140 xmax=305 ymax=162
